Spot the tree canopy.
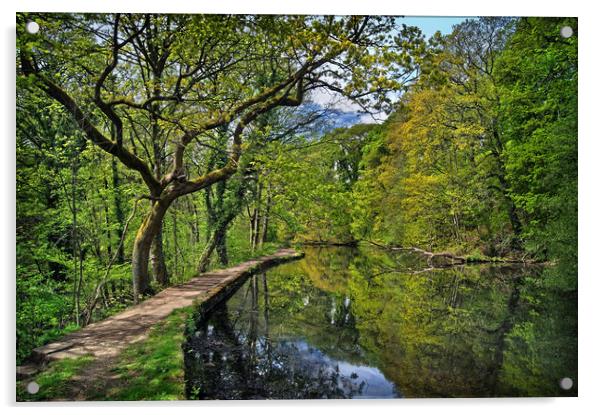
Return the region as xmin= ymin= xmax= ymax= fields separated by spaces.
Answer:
xmin=16 ymin=15 xmax=577 ymax=383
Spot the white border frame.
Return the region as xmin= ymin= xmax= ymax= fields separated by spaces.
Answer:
xmin=3 ymin=1 xmax=599 ymax=414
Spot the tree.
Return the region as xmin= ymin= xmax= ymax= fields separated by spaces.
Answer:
xmin=495 ymin=17 xmax=577 ymax=278
xmin=18 ymin=13 xmax=423 ymax=300
xmin=350 ymin=18 xmax=528 ymax=255
xmin=261 ymin=124 xmax=379 ymax=244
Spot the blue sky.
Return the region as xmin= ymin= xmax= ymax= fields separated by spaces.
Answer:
xmin=399 ymin=16 xmax=469 ymax=38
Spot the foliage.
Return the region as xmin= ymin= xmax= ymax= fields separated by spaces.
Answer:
xmin=15 ymin=14 xmax=577 ymax=398
xmin=305 ymin=17 xmax=577 ymax=283
xmin=263 ymin=124 xmax=380 ymax=243
xmin=495 ymin=17 xmax=578 ymax=280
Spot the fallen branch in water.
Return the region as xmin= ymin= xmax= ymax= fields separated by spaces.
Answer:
xmin=301 ymin=240 xmax=359 ymax=247
xmin=365 ymin=240 xmax=537 ymax=267
xmin=399 ymin=246 xmax=467 ymax=267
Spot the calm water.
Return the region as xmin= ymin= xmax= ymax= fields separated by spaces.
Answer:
xmin=184 ymin=246 xmax=577 ymax=399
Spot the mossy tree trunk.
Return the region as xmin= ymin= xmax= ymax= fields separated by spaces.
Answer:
xmin=132 ymin=198 xmax=172 ymax=301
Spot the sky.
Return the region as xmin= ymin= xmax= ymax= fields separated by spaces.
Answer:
xmin=310 ymin=16 xmax=470 ymax=126
xmin=400 ymin=16 xmax=468 ymax=38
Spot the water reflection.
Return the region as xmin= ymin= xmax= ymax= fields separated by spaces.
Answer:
xmin=185 ymin=246 xmax=577 ymax=399
xmin=185 ymin=273 xmax=397 ymax=399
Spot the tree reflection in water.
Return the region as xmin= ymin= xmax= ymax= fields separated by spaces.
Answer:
xmin=184 ymin=247 xmax=577 ymax=399
xmin=185 ymin=274 xmax=397 ymax=399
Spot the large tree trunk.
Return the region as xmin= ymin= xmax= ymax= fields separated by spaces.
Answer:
xmin=150 ymin=224 xmax=169 ymax=286
xmin=197 ymin=206 xmax=239 ymax=273
xmin=132 ymin=199 xmax=171 ymax=302
xmin=148 ymin=72 xmax=170 ymax=288
xmin=197 ymin=223 xmax=229 ymax=273
xmin=215 ymin=226 xmax=229 ymax=266
xmin=249 ymin=208 xmax=256 ymax=248
xmin=190 ymin=198 xmax=200 ymax=244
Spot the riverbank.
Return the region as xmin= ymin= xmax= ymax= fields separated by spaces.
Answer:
xmin=16 ymin=248 xmax=304 ymax=401
xmin=17 ymin=307 xmax=192 ymax=401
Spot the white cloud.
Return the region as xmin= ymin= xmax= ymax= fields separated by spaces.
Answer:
xmin=308 ymin=88 xmax=387 ymax=125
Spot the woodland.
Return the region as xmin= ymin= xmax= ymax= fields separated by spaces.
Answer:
xmin=17 ymin=14 xmax=577 ymax=366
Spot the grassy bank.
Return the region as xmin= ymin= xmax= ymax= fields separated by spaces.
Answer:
xmin=17 ymin=307 xmax=193 ymax=401
xmin=100 ymin=306 xmax=193 ymax=401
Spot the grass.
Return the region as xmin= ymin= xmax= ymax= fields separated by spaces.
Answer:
xmin=17 ymin=307 xmax=194 ymax=401
xmin=95 ymin=306 xmax=193 ymax=401
xmin=16 ymin=355 xmax=95 ymax=401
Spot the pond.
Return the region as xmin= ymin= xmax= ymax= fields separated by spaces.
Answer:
xmin=184 ymin=246 xmax=577 ymax=399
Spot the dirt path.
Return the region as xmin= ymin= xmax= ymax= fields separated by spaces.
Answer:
xmin=17 ymin=249 xmax=302 ymax=380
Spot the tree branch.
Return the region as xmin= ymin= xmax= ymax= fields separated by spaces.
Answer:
xmin=94 ymin=14 xmax=147 ymax=147
xmin=168 ymin=79 xmax=306 ymax=198
xmin=20 ymin=53 xmax=162 ymax=194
